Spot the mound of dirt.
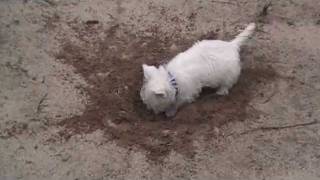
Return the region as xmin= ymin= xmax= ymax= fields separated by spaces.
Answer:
xmin=55 ymin=21 xmax=277 ymax=161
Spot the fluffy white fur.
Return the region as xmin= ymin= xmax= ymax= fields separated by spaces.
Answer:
xmin=140 ymin=23 xmax=256 ymax=117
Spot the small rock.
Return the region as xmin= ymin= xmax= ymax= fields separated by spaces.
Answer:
xmin=185 ymin=129 xmax=193 ymax=135
xmin=214 ymin=127 xmax=220 ymax=135
xmin=17 ymin=145 xmax=25 ymax=150
xmin=25 ymin=160 xmax=33 ymax=164
xmin=55 ymin=114 xmax=62 ymax=118
xmin=35 ymin=0 xmax=56 ymax=6
xmin=141 ymin=42 xmax=148 ymax=47
xmin=121 ymin=54 xmax=129 ymax=60
xmin=106 ymin=119 xmax=117 ymax=128
xmin=108 ymin=45 xmax=118 ymax=51
xmin=144 ymin=32 xmax=153 ymax=37
xmin=97 ymin=72 xmax=111 ymax=78
xmin=13 ymin=19 xmax=20 ymax=25
xmin=169 ymin=43 xmax=178 ymax=52
xmin=20 ymin=81 xmax=27 ymax=88
xmin=86 ymin=20 xmax=99 ymax=25
xmin=61 ymin=153 xmax=71 ymax=162
xmin=162 ymin=130 xmax=170 ymax=136
xmin=18 ymin=123 xmax=28 ymax=130
xmin=287 ymin=20 xmax=295 ymax=26
xmin=118 ymin=110 xmax=127 ymax=118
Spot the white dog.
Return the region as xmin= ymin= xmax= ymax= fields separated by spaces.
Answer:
xmin=140 ymin=23 xmax=256 ymax=117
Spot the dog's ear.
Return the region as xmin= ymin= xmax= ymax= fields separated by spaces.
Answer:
xmin=158 ymin=65 xmax=168 ymax=76
xmin=142 ymin=64 xmax=157 ymax=80
xmin=158 ymin=65 xmax=166 ymax=72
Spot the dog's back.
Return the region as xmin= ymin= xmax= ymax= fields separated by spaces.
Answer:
xmin=166 ymin=23 xmax=256 ymax=97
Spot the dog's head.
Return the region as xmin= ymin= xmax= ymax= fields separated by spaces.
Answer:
xmin=140 ymin=64 xmax=177 ymax=114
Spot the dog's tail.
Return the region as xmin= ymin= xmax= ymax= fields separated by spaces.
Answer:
xmin=231 ymin=23 xmax=256 ymax=47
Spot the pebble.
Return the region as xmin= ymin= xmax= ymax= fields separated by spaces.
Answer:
xmin=214 ymin=127 xmax=220 ymax=135
xmin=169 ymin=43 xmax=178 ymax=52
xmin=144 ymin=32 xmax=153 ymax=37
xmin=105 ymin=119 xmax=117 ymax=128
xmin=162 ymin=130 xmax=170 ymax=136
xmin=121 ymin=54 xmax=129 ymax=60
xmin=141 ymin=42 xmax=148 ymax=47
xmin=287 ymin=20 xmax=295 ymax=26
xmin=61 ymin=153 xmax=71 ymax=162
xmin=97 ymin=72 xmax=111 ymax=78
xmin=108 ymin=45 xmax=118 ymax=51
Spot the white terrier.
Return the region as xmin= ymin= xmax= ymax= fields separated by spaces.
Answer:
xmin=140 ymin=23 xmax=256 ymax=117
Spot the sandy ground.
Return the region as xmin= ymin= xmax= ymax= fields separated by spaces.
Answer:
xmin=1 ymin=0 xmax=320 ymax=179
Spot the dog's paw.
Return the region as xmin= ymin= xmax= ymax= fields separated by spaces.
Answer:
xmin=216 ymin=87 xmax=229 ymax=95
xmin=165 ymin=107 xmax=177 ymax=117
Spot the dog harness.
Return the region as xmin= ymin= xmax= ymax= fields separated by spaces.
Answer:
xmin=168 ymin=71 xmax=179 ymax=96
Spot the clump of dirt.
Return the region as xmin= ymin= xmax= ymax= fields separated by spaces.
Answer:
xmin=54 ymin=21 xmax=278 ymax=161
xmin=42 ymin=12 xmax=60 ymax=30
xmin=0 ymin=122 xmax=28 ymax=139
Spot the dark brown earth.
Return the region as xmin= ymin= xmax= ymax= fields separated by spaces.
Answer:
xmin=55 ymin=21 xmax=278 ymax=161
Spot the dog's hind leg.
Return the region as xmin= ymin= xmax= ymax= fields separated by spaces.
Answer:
xmin=216 ymin=78 xmax=236 ymax=95
xmin=216 ymin=67 xmax=240 ymax=96
xmin=216 ymin=86 xmax=229 ymax=95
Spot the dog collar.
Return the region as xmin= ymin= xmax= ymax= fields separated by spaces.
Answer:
xmin=168 ymin=71 xmax=179 ymax=96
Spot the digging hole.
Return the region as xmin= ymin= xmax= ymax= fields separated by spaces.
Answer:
xmin=54 ymin=22 xmax=278 ymax=161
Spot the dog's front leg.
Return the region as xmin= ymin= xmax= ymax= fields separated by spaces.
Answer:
xmin=165 ymin=104 xmax=177 ymax=117
xmin=165 ymin=99 xmax=184 ymax=117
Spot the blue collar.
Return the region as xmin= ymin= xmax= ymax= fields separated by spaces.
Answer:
xmin=168 ymin=71 xmax=178 ymax=96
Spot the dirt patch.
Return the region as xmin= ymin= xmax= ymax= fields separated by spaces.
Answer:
xmin=0 ymin=122 xmax=28 ymax=139
xmin=54 ymin=21 xmax=278 ymax=161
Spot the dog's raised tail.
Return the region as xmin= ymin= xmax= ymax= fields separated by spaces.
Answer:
xmin=231 ymin=23 xmax=256 ymax=47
